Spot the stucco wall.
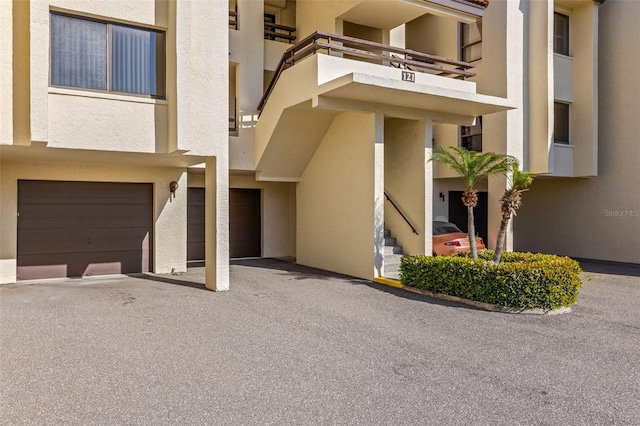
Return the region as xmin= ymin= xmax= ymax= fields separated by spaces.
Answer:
xmin=296 ymin=0 xmax=360 ymax=39
xmin=515 ymin=0 xmax=640 ymax=264
xmin=0 ymin=161 xmax=189 ymax=284
xmin=405 ymin=13 xmax=457 ymax=60
xmin=384 ymin=118 xmax=430 ymax=256
xmin=17 ymin=0 xmax=226 ymax=158
xmin=297 ymin=111 xmax=378 ymax=279
xmin=48 ymin=93 xmax=169 ymax=153
xmin=229 ymin=0 xmax=265 ymax=171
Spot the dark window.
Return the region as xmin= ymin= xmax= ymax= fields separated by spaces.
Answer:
xmin=554 ymin=12 xmax=570 ymax=56
xmin=460 ymin=20 xmax=482 ymax=63
xmin=264 ymin=13 xmax=276 ymax=40
xmin=461 ymin=116 xmax=482 ymax=152
xmin=50 ymin=13 xmax=165 ymax=98
xmin=554 ymin=102 xmax=570 ymax=144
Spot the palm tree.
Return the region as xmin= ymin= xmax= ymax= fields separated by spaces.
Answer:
xmin=492 ymin=163 xmax=535 ymax=264
xmin=430 ymin=146 xmax=513 ymax=258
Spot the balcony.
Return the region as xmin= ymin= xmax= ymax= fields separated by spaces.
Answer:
xmin=254 ymin=32 xmax=513 ymax=181
xmin=259 ymin=31 xmax=476 ymax=113
xmin=228 ymin=10 xmax=297 ymax=44
xmin=264 ymin=21 xmax=296 ymax=44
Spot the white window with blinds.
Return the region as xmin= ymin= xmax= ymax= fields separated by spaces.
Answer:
xmin=50 ymin=13 xmax=165 ymax=98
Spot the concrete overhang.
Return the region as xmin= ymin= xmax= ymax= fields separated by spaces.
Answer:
xmin=255 ymin=54 xmax=514 ymax=181
xmin=0 ymin=144 xmax=210 ymax=168
xmin=316 ymin=72 xmax=514 ymax=118
xmin=339 ymin=0 xmax=483 ymax=29
xmin=556 ymin=0 xmax=605 ymax=7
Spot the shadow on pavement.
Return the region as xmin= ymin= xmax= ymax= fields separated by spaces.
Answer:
xmin=133 ymin=274 xmax=209 ymax=291
xmin=231 ymin=258 xmax=481 ymax=310
xmin=577 ymin=259 xmax=640 ymax=277
xmin=230 ymin=258 xmax=368 ymax=283
xmin=364 ymin=280 xmax=484 ymax=310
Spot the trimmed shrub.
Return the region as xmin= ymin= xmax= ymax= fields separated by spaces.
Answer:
xmin=400 ymin=250 xmax=582 ymax=310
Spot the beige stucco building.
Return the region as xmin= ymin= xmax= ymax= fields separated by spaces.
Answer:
xmin=0 ymin=0 xmax=636 ymax=288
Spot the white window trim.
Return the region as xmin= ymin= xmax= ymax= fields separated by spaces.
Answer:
xmin=553 ymin=100 xmax=571 ymax=145
xmin=553 ymin=10 xmax=571 ymax=58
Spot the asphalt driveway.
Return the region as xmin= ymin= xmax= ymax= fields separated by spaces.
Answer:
xmin=1 ymin=259 xmax=639 ymax=425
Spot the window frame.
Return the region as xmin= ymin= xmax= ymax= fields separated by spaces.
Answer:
xmin=459 ymin=20 xmax=482 ymax=64
xmin=264 ymin=11 xmax=278 ymax=41
xmin=553 ymin=11 xmax=570 ymax=57
xmin=460 ymin=116 xmax=483 ymax=152
xmin=49 ymin=11 xmax=166 ymax=99
xmin=553 ymin=101 xmax=570 ymax=145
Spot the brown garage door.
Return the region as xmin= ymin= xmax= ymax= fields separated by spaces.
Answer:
xmin=17 ymin=180 xmax=153 ymax=280
xmin=187 ymin=188 xmax=205 ymax=261
xmin=230 ymin=189 xmax=261 ymax=258
xmin=187 ymin=188 xmax=261 ymax=260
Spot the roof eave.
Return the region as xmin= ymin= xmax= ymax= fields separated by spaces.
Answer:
xmin=423 ymin=0 xmax=487 ymax=18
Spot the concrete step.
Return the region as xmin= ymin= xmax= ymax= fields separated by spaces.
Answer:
xmin=382 ymin=245 xmax=403 ymax=255
xmin=383 ymin=271 xmax=401 ymax=280
xmin=384 ymin=253 xmax=403 ymax=263
xmin=384 ymin=263 xmax=401 ymax=275
xmin=383 ymin=227 xmax=403 ymax=276
xmin=384 ymin=237 xmax=397 ymax=246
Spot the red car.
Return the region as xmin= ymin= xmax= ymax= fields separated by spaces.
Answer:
xmin=432 ymin=221 xmax=485 ymax=256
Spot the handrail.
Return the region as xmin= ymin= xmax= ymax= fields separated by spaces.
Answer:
xmin=258 ymin=31 xmax=476 ymax=113
xmin=384 ymin=191 xmax=419 ymax=235
xmin=229 ymin=10 xmax=237 ymax=30
xmin=229 ymin=96 xmax=237 ymax=132
xmin=264 ymin=22 xmax=297 ymax=43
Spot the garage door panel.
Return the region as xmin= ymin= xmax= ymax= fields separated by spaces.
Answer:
xmin=17 ymin=249 xmax=149 ymax=280
xmin=17 ymin=216 xmax=152 ymax=230
xmin=18 ymin=229 xmax=151 ymax=255
xmin=187 ymin=188 xmax=261 ymax=261
xmin=19 ymin=181 xmax=151 ymax=201
xmin=17 ymin=180 xmax=152 ymax=280
xmin=187 ymin=188 xmax=205 ymax=261
xmin=18 ymin=204 xmax=150 ymax=219
xmin=229 ymin=189 xmax=261 ymax=258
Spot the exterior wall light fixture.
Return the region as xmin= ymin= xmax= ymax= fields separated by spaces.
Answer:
xmin=170 ymin=181 xmax=179 ymax=197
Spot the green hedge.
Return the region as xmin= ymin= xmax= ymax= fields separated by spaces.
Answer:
xmin=399 ymin=250 xmax=582 ymax=310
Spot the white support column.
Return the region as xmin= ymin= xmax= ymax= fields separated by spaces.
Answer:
xmin=423 ymin=118 xmax=434 ymax=256
xmin=482 ymin=0 xmax=525 ymax=253
xmin=205 ymin=157 xmax=229 ymax=291
xmin=374 ymin=112 xmax=385 ymax=278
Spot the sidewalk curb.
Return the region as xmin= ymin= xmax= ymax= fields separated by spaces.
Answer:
xmin=373 ymin=277 xmax=571 ymax=315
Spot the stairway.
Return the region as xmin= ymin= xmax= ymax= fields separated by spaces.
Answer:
xmin=383 ymin=229 xmax=403 ymax=280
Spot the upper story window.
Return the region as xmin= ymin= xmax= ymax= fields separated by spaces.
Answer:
xmin=460 ymin=20 xmax=482 ymax=63
xmin=50 ymin=13 xmax=165 ymax=98
xmin=461 ymin=117 xmax=482 ymax=152
xmin=554 ymin=12 xmax=570 ymax=56
xmin=553 ymin=102 xmax=570 ymax=144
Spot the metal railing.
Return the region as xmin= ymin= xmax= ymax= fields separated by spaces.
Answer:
xmin=384 ymin=191 xmax=419 ymax=235
xmin=229 ymin=98 xmax=237 ymax=133
xmin=229 ymin=9 xmax=237 ymax=30
xmin=264 ymin=21 xmax=296 ymax=43
xmin=258 ymin=31 xmax=476 ymax=112
xmin=228 ymin=10 xmax=296 ymax=44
